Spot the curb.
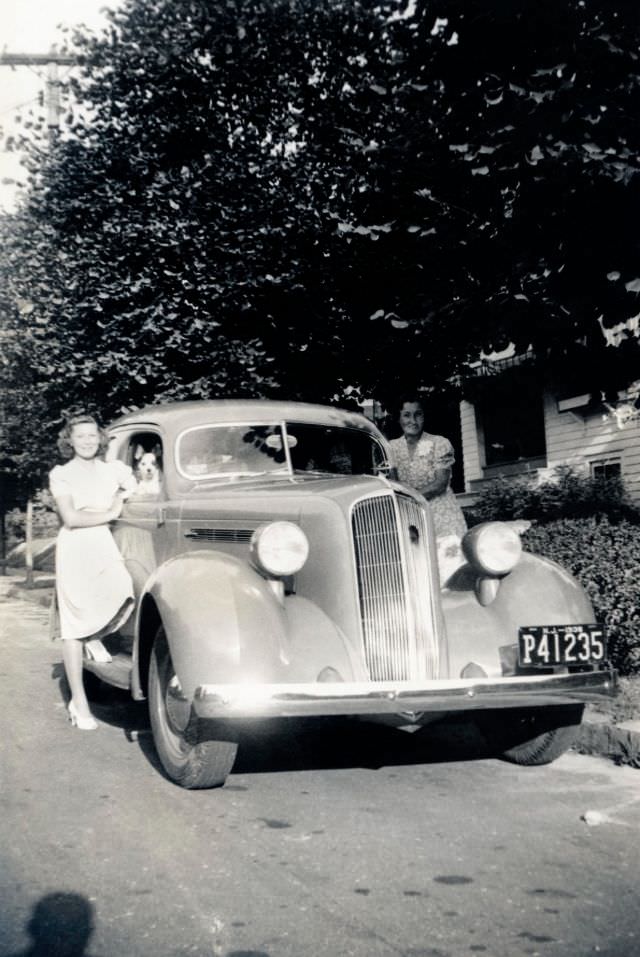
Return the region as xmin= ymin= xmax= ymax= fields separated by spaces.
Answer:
xmin=576 ymin=718 xmax=640 ymax=768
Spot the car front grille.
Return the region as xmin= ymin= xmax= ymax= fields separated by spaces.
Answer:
xmin=351 ymin=492 xmax=440 ymax=681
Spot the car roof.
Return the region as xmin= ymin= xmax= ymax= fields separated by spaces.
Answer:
xmin=109 ymin=399 xmax=380 ymax=434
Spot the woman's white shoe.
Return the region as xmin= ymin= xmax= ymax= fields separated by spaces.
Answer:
xmin=68 ymin=700 xmax=98 ymax=730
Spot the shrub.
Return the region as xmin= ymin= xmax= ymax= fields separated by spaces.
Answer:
xmin=522 ymin=517 xmax=640 ymax=677
xmin=465 ymin=467 xmax=640 ymax=526
xmin=6 ymin=489 xmax=59 ymax=547
xmin=462 ymin=470 xmax=640 ymax=675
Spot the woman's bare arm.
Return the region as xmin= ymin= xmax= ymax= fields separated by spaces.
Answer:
xmin=53 ymin=491 xmax=125 ymax=530
xmin=416 ymin=466 xmax=451 ymax=500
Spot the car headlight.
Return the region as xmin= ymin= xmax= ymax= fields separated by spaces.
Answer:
xmin=462 ymin=522 xmax=522 ymax=577
xmin=250 ymin=521 xmax=309 ymax=578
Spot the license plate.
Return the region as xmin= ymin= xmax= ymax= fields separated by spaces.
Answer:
xmin=518 ymin=624 xmax=607 ymax=667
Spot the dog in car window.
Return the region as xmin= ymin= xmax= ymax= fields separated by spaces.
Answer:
xmin=132 ymin=444 xmax=162 ymax=496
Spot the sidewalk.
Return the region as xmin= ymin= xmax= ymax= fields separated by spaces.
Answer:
xmin=1 ymin=569 xmax=638 ymax=767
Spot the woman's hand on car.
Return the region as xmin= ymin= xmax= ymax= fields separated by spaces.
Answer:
xmin=109 ymin=491 xmax=128 ymax=520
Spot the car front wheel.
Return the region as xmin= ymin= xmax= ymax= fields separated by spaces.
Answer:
xmin=148 ymin=626 xmax=238 ymax=788
xmin=478 ymin=704 xmax=584 ymax=766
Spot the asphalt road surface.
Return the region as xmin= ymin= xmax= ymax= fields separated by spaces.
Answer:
xmin=1 ymin=578 xmax=639 ymax=957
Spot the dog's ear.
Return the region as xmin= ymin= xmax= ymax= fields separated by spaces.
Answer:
xmin=133 ymin=444 xmax=144 ymax=462
xmin=152 ymin=443 xmax=163 ymax=463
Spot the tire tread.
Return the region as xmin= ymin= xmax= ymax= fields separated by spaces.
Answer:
xmin=149 ymin=627 xmax=238 ymax=789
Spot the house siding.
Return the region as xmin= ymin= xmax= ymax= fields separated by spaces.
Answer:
xmin=461 ymin=390 xmax=640 ymax=503
xmin=460 ymin=400 xmax=483 ymax=487
xmin=544 ymin=393 xmax=640 ymax=503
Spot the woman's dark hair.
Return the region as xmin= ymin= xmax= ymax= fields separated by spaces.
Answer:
xmin=397 ymin=394 xmax=424 ymax=416
xmin=57 ymin=414 xmax=109 ymax=460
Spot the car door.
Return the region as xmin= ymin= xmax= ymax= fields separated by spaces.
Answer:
xmin=107 ymin=427 xmax=174 ymax=638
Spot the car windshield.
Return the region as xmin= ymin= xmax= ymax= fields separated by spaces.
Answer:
xmin=177 ymin=422 xmax=388 ymax=480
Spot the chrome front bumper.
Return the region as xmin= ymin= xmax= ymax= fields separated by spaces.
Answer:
xmin=192 ymin=669 xmax=616 ymax=719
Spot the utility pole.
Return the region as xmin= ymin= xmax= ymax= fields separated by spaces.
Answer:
xmin=0 ymin=50 xmax=75 ymax=581
xmin=0 ymin=50 xmax=75 ymax=143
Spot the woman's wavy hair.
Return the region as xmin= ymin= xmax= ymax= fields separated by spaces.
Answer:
xmin=397 ymin=393 xmax=425 ymax=416
xmin=57 ymin=414 xmax=109 ymax=460
xmin=384 ymin=394 xmax=425 ymax=439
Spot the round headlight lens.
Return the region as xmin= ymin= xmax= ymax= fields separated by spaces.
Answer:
xmin=250 ymin=521 xmax=309 ymax=578
xmin=462 ymin=522 xmax=522 ymax=576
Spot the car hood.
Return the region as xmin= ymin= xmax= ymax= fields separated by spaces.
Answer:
xmin=176 ymin=472 xmax=421 ymax=547
xmin=179 ymin=472 xmax=393 ymax=509
xmin=175 ymin=473 xmax=420 ymax=656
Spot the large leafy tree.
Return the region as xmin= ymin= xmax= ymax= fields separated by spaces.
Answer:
xmin=327 ymin=0 xmax=640 ymax=401
xmin=2 ymin=0 xmax=640 ymax=484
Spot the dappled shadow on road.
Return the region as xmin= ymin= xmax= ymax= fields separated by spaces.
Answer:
xmin=227 ymin=715 xmax=493 ymax=776
xmin=4 ymin=892 xmax=100 ymax=957
xmin=52 ymin=665 xmax=493 ymax=780
xmin=131 ymin=713 xmax=493 ymax=786
xmin=88 ymin=689 xmax=150 ymax=736
xmin=51 ymin=663 xmax=150 ymax=735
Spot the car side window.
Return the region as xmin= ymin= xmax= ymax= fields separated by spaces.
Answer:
xmin=371 ymin=440 xmax=391 ymax=477
xmin=178 ymin=425 xmax=286 ymax=477
xmin=125 ymin=432 xmax=164 ymax=499
xmin=285 ymin=425 xmax=388 ymax=477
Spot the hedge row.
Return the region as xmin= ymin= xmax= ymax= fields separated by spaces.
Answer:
xmin=521 ymin=518 xmax=640 ymax=676
xmin=465 ymin=469 xmax=640 ymax=675
xmin=465 ymin=468 xmax=640 ymax=526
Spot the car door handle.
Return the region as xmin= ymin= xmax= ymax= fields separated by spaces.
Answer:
xmin=157 ymin=507 xmax=166 ymax=527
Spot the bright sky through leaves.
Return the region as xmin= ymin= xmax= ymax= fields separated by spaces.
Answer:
xmin=0 ymin=1 xmax=120 ymax=210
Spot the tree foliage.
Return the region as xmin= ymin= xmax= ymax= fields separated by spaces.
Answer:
xmin=2 ymin=0 xmax=640 ymax=484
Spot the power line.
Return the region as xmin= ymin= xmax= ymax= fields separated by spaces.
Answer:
xmin=0 ymin=96 xmax=42 ymax=118
xmin=0 ymin=51 xmax=76 ymax=144
xmin=0 ymin=52 xmax=74 ymax=67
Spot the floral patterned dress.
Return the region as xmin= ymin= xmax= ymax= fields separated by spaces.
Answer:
xmin=49 ymin=458 xmax=137 ymax=640
xmin=388 ymin=433 xmax=467 ymax=539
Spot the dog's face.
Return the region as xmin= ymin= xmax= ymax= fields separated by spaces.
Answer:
xmin=133 ymin=445 xmax=162 ymax=485
xmin=136 ymin=452 xmax=160 ymax=482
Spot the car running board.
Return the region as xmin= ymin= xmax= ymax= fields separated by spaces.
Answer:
xmin=84 ymin=652 xmax=133 ymax=691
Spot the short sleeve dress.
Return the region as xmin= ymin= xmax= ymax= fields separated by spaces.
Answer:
xmin=49 ymin=458 xmax=137 ymax=640
xmin=388 ymin=433 xmax=467 ymax=539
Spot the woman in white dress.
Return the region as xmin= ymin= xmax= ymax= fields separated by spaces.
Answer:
xmin=49 ymin=415 xmax=137 ymax=730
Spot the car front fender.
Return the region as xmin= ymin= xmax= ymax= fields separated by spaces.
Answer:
xmin=139 ymin=551 xmax=294 ymax=699
xmin=137 ymin=551 xmax=358 ymax=700
xmin=279 ymin=595 xmax=364 ymax=683
xmin=441 ymin=552 xmax=597 ymax=680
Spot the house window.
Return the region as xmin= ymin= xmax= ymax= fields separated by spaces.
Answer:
xmin=591 ymin=459 xmax=621 ymax=481
xmin=479 ymin=389 xmax=546 ymax=468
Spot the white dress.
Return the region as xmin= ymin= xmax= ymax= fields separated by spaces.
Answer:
xmin=49 ymin=458 xmax=137 ymax=640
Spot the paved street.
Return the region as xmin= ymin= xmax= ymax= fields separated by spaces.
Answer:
xmin=1 ymin=576 xmax=639 ymax=957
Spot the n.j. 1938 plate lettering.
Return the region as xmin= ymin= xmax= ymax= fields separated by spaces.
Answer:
xmin=518 ymin=625 xmax=606 ymax=667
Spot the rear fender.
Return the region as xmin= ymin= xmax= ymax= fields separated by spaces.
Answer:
xmin=442 ymin=552 xmax=595 ymax=679
xmin=136 ymin=551 xmax=290 ymax=699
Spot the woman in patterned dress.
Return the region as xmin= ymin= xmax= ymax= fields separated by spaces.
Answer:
xmin=388 ymin=397 xmax=467 ymax=540
xmin=49 ymin=415 xmax=137 ymax=729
